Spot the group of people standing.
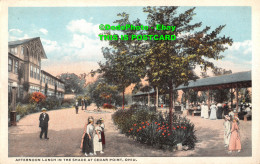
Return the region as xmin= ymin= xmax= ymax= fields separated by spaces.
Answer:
xmin=75 ymin=99 xmax=88 ymax=114
xmin=200 ymin=102 xmax=231 ymax=120
xmin=224 ymin=115 xmax=241 ymax=153
xmin=80 ymin=117 xmax=106 ymax=156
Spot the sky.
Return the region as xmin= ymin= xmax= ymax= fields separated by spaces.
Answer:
xmin=8 ymin=6 xmax=252 ymax=76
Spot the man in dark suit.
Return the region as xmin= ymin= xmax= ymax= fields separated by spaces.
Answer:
xmin=39 ymin=108 xmax=49 ymax=140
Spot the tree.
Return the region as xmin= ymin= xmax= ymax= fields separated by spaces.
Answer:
xmin=98 ymin=13 xmax=146 ymax=109
xmin=87 ymin=77 xmax=123 ymax=108
xmin=143 ymin=6 xmax=233 ymax=129
xmin=59 ymin=73 xmax=86 ymax=94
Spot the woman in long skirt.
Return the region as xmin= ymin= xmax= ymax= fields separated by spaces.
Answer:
xmin=228 ymin=116 xmax=241 ymax=153
xmin=81 ymin=118 xmax=95 ymax=156
xmin=210 ymin=103 xmax=217 ymax=120
xmin=93 ymin=120 xmax=104 ymax=155
xmin=224 ymin=115 xmax=231 ymax=147
xmin=100 ymin=118 xmax=106 ymax=149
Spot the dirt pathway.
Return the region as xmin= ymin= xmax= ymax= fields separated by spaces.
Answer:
xmin=8 ymin=105 xmax=251 ymax=157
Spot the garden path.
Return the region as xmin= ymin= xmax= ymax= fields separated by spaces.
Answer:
xmin=8 ymin=104 xmax=251 ymax=157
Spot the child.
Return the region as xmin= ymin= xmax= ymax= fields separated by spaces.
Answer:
xmin=93 ymin=120 xmax=104 ymax=155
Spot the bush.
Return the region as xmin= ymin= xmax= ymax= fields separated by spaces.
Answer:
xmin=112 ymin=105 xmax=197 ymax=150
xmin=30 ymin=92 xmax=46 ymax=104
xmin=40 ymin=96 xmax=60 ymax=110
xmin=103 ymin=103 xmax=114 ymax=109
xmin=16 ymin=103 xmax=37 ymax=117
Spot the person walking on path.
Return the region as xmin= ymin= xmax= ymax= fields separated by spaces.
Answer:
xmin=39 ymin=108 xmax=49 ymax=140
xmin=100 ymin=118 xmax=106 ymax=149
xmin=84 ymin=98 xmax=87 ymax=110
xmin=81 ymin=118 xmax=95 ymax=156
xmin=217 ymin=102 xmax=223 ymax=119
xmin=209 ymin=102 xmax=217 ymax=120
xmin=75 ymin=100 xmax=79 ymax=114
xmin=224 ymin=115 xmax=231 ymax=148
xmin=93 ymin=120 xmax=104 ymax=155
xmin=81 ymin=99 xmax=84 ymax=110
xmin=228 ymin=116 xmax=241 ymax=153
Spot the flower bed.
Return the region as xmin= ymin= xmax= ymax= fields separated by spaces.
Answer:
xmin=103 ymin=103 xmax=114 ymax=109
xmin=112 ymin=106 xmax=197 ymax=150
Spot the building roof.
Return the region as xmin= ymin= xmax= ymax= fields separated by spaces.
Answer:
xmin=8 ymin=37 xmax=39 ymax=46
xmin=8 ymin=37 xmax=47 ymax=59
xmin=41 ymin=70 xmax=65 ymax=84
xmin=176 ymin=70 xmax=251 ymax=90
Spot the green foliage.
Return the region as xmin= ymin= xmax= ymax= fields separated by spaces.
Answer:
xmin=23 ymin=82 xmax=30 ymax=92
xmin=16 ymin=103 xmax=37 ymax=117
xmin=112 ymin=105 xmax=197 ymax=150
xmin=58 ymin=73 xmax=86 ymax=94
xmin=39 ymin=96 xmax=60 ymax=110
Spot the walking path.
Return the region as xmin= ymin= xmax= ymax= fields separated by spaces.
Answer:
xmin=8 ymin=105 xmax=251 ymax=157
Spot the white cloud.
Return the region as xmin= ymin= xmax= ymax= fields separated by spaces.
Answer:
xmin=39 ymin=28 xmax=48 ymax=35
xmin=41 ymin=38 xmax=61 ymax=54
xmin=9 ymin=34 xmax=30 ymax=41
xmin=66 ymin=19 xmax=102 ymax=36
xmin=227 ymin=40 xmax=252 ymax=56
xmin=9 ymin=29 xmax=23 ymax=34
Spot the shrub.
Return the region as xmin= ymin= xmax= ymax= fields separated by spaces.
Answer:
xmin=112 ymin=105 xmax=197 ymax=150
xmin=16 ymin=103 xmax=37 ymax=117
xmin=30 ymin=92 xmax=46 ymax=104
xmin=103 ymin=103 xmax=114 ymax=109
xmin=40 ymin=96 xmax=60 ymax=110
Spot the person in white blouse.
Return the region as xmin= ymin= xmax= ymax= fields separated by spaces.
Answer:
xmin=93 ymin=120 xmax=104 ymax=155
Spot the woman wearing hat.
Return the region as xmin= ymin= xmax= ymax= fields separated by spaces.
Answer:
xmin=228 ymin=116 xmax=241 ymax=153
xmin=224 ymin=115 xmax=231 ymax=147
xmin=81 ymin=118 xmax=95 ymax=156
xmin=93 ymin=120 xmax=104 ymax=155
xmin=209 ymin=102 xmax=217 ymax=120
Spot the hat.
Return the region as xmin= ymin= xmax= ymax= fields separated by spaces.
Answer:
xmin=100 ymin=118 xmax=104 ymax=121
xmin=41 ymin=108 xmax=47 ymax=111
xmin=89 ymin=118 xmax=93 ymax=122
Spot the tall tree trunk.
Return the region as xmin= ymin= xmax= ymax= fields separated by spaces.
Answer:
xmin=122 ymin=90 xmax=125 ymax=110
xmin=156 ymin=87 xmax=158 ymax=111
xmin=148 ymin=93 xmax=150 ymax=106
xmin=169 ymin=85 xmax=173 ymax=130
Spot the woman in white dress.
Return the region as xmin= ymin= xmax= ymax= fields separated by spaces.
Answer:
xmin=210 ymin=103 xmax=217 ymax=120
xmin=93 ymin=120 xmax=104 ymax=155
xmin=224 ymin=115 xmax=231 ymax=147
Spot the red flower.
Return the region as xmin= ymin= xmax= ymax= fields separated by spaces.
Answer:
xmin=130 ymin=128 xmax=133 ymax=131
xmin=181 ymin=126 xmax=183 ymax=129
xmin=158 ymin=123 xmax=161 ymax=126
xmin=137 ymin=129 xmax=139 ymax=132
xmin=147 ymin=123 xmax=150 ymax=126
xmin=177 ymin=126 xmax=179 ymax=128
xmin=143 ymin=126 xmax=146 ymax=129
xmin=167 ymin=127 xmax=169 ymax=129
xmin=128 ymin=130 xmax=130 ymax=132
xmin=168 ymin=133 xmax=170 ymax=136
xmin=184 ymin=127 xmax=186 ymax=130
xmin=173 ymin=127 xmax=176 ymax=130
xmin=139 ymin=127 xmax=142 ymax=130
xmin=134 ymin=124 xmax=137 ymax=126
xmin=166 ymin=124 xmax=168 ymax=126
xmin=142 ymin=122 xmax=144 ymax=124
xmin=163 ymin=122 xmax=165 ymax=124
xmin=155 ymin=122 xmax=157 ymax=124
xmin=162 ymin=133 xmax=165 ymax=135
xmin=145 ymin=121 xmax=148 ymax=123
xmin=164 ymin=130 xmax=167 ymax=132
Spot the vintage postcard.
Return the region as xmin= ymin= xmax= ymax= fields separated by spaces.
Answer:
xmin=0 ymin=0 xmax=260 ymax=164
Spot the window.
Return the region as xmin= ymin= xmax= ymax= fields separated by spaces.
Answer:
xmin=14 ymin=60 xmax=18 ymax=74
xmin=8 ymin=58 xmax=13 ymax=72
xmin=37 ymin=68 xmax=40 ymax=80
xmin=8 ymin=82 xmax=12 ymax=93
xmin=30 ymin=65 xmax=33 ymax=77
xmin=34 ymin=67 xmax=36 ymax=79
xmin=10 ymin=47 xmax=17 ymax=54
xmin=21 ymin=47 xmax=24 ymax=55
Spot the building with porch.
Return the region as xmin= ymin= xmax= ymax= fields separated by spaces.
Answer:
xmin=8 ymin=37 xmax=65 ymax=99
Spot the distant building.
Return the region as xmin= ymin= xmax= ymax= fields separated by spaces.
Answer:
xmin=8 ymin=37 xmax=65 ymax=99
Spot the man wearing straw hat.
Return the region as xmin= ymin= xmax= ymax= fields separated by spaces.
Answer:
xmin=39 ymin=108 xmax=49 ymax=140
